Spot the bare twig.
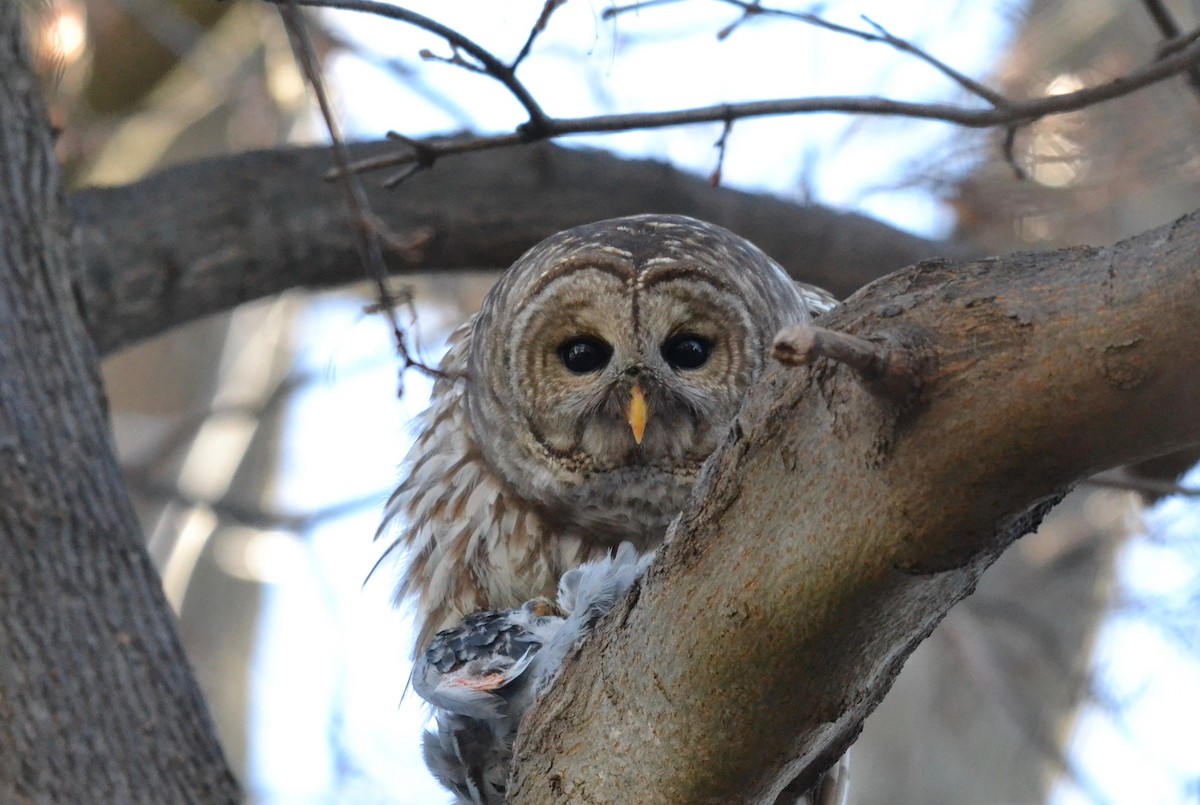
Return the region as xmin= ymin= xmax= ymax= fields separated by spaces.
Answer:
xmin=276 ymin=2 xmax=439 ymax=384
xmin=418 ymin=44 xmax=489 ymax=75
xmin=327 ymin=28 xmax=1200 ymax=178
xmin=858 ymin=15 xmax=1007 ymax=107
xmin=1144 ymin=0 xmax=1183 ymax=38
xmin=381 ymin=130 xmax=438 ymax=187
xmin=1083 ymin=472 xmax=1200 ymax=498
xmin=512 ymin=0 xmax=568 ymax=70
xmin=709 ymin=118 xmax=732 ymax=186
xmin=616 ymin=0 xmax=1008 ymax=108
xmin=1141 ymin=0 xmax=1200 ymax=99
xmin=715 ymin=0 xmax=761 ymax=40
xmin=1001 ymin=125 xmax=1026 ymax=180
xmin=267 ymin=0 xmax=552 ymax=135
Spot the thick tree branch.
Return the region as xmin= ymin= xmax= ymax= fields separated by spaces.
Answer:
xmin=509 ymin=213 xmax=1200 ymax=803
xmin=70 ymin=141 xmax=956 ymax=354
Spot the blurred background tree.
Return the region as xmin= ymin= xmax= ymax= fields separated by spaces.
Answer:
xmin=22 ymin=0 xmax=1200 ymax=802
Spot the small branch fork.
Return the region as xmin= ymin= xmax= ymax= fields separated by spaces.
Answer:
xmin=280 ymin=0 xmax=1200 ymax=183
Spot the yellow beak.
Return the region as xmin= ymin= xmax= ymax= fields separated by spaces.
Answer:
xmin=627 ymin=384 xmax=649 ymax=445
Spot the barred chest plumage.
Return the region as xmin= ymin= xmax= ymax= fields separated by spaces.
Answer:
xmin=381 ymin=318 xmax=691 ymax=654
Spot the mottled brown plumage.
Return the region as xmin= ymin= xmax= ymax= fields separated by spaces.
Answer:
xmin=380 ymin=214 xmax=837 ymax=655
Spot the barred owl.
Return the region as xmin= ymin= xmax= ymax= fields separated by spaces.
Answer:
xmin=380 ymin=214 xmax=836 ymax=653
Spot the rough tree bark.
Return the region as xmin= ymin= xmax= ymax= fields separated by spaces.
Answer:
xmin=509 ymin=226 xmax=1200 ymax=803
xmin=0 ymin=8 xmax=237 ymax=802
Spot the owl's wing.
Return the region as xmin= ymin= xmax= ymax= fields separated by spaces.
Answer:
xmin=375 ymin=314 xmax=506 ymax=655
xmin=377 ymin=314 xmax=475 ymax=543
xmin=794 ymin=280 xmax=840 ymax=317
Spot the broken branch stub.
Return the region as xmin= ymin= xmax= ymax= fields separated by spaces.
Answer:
xmin=772 ymin=322 xmax=937 ymax=404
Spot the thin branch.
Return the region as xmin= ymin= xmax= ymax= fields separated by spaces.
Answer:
xmin=1002 ymin=125 xmax=1026 ymax=180
xmin=715 ymin=0 xmax=762 ymax=40
xmin=317 ymin=26 xmax=477 ymax=127
xmin=1083 ymin=473 xmax=1200 ymax=498
xmin=512 ymin=0 xmax=568 ymax=70
xmin=1141 ymin=0 xmax=1200 ymax=100
xmin=857 ymin=15 xmax=1007 ymax=107
xmin=1144 ymin=0 xmax=1183 ymax=38
xmin=615 ymin=0 xmax=1009 ymax=108
xmin=277 ymin=1 xmax=439 ymax=384
xmin=708 ymin=118 xmax=732 ymax=186
xmin=380 ymin=130 xmax=440 ymax=187
xmin=268 ymin=0 xmax=552 ymax=134
xmin=332 ymin=30 xmax=1200 ymax=177
xmin=418 ymin=44 xmax=489 ymax=75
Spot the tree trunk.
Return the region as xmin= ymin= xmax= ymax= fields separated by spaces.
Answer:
xmin=0 ymin=8 xmax=238 ymax=801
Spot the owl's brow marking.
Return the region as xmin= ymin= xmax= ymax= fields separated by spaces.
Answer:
xmin=526 ymin=254 xmax=637 ymax=301
xmin=637 ymin=261 xmax=736 ymax=294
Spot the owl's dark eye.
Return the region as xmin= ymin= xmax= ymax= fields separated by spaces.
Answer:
xmin=558 ymin=337 xmax=612 ymax=374
xmin=662 ymin=334 xmax=712 ymax=370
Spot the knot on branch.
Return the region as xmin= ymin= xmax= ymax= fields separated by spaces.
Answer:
xmin=772 ymin=322 xmax=938 ymax=405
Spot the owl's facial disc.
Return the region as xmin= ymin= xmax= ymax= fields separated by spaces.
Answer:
xmin=494 ymin=262 xmax=772 ymax=537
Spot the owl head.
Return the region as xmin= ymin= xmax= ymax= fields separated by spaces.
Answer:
xmin=464 ymin=214 xmax=822 ymax=545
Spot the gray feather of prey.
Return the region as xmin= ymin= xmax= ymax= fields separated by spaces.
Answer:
xmin=413 ymin=544 xmax=654 ymax=805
